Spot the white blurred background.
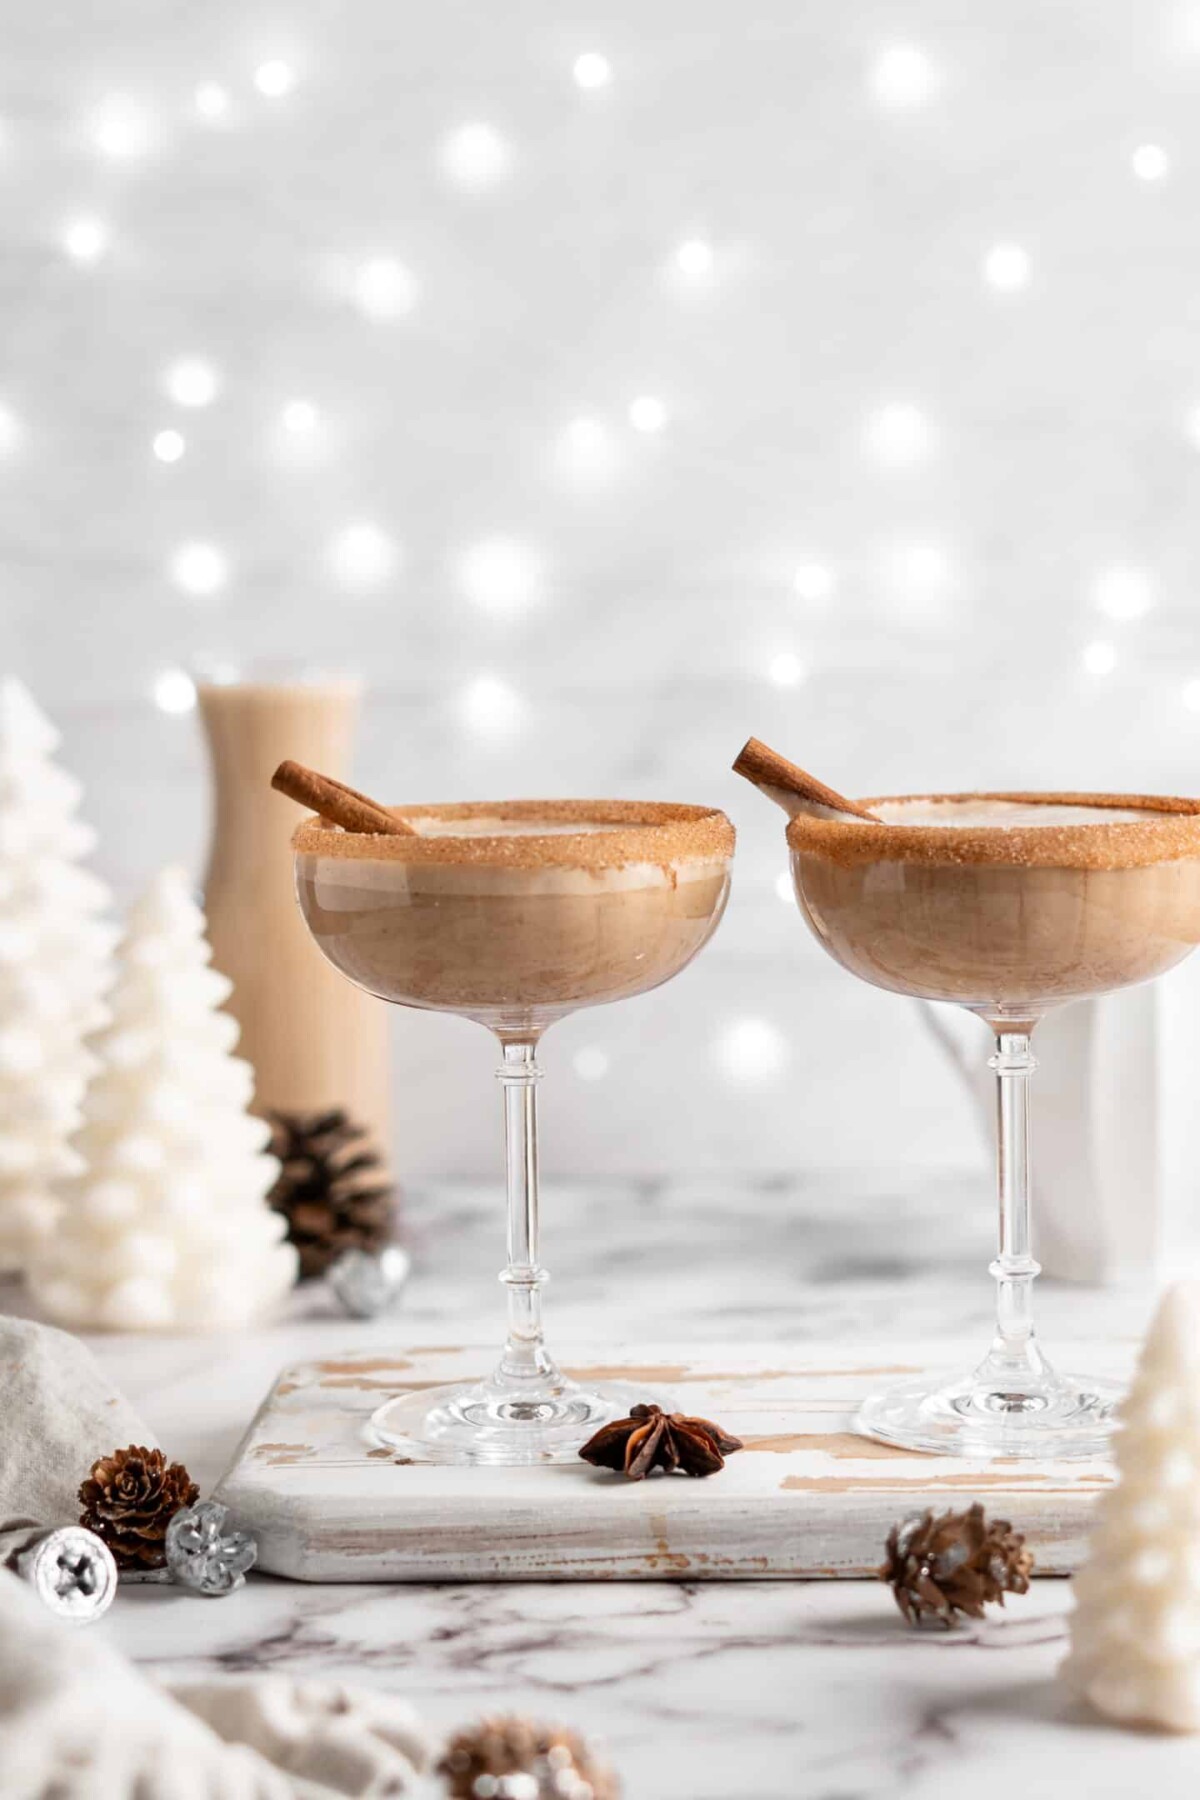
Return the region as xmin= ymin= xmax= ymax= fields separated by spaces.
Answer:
xmin=10 ymin=0 xmax=1200 ymax=1177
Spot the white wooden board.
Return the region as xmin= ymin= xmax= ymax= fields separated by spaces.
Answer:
xmin=216 ymin=1344 xmax=1117 ymax=1581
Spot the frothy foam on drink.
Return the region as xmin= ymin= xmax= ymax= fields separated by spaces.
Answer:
xmin=293 ymin=799 xmax=736 ymax=874
xmin=876 ymin=798 xmax=1152 ymax=830
xmin=413 ymin=817 xmax=619 ymax=838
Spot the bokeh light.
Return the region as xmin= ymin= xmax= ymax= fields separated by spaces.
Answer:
xmin=629 ymin=395 xmax=668 ymax=433
xmin=254 ymin=61 xmax=295 ymax=99
xmin=194 ymin=84 xmax=231 ymax=121
xmin=793 ymin=562 xmax=835 ymax=604
xmin=675 ymin=239 xmax=714 ymax=277
xmin=152 ymin=669 xmax=197 ymax=714
xmin=281 ymin=399 xmax=319 ymax=434
xmin=91 ymin=95 xmax=154 ymax=160
xmin=163 ymin=359 xmax=219 ymax=408
xmin=440 ymin=122 xmax=512 ymax=190
xmin=152 ymin=429 xmax=186 ymax=464
xmin=1083 ymin=640 xmax=1118 ymax=675
xmin=1092 ymin=566 xmax=1155 ymax=621
xmin=712 ymin=1018 xmax=790 ymax=1085
xmin=62 ymin=218 xmax=107 ymax=264
xmin=573 ymin=53 xmax=612 ymax=89
xmin=983 ymin=242 xmax=1031 ymax=290
xmin=328 ymin=522 xmax=399 ymax=587
xmin=169 ymin=543 xmax=228 ymax=597
xmin=460 ymin=675 xmax=522 ymax=736
xmin=1132 ymin=143 xmax=1170 ymax=181
xmin=863 ymin=402 xmax=935 ymax=467
xmin=768 ymin=651 xmax=807 ymax=687
xmin=869 ymin=45 xmax=940 ymax=109
xmin=458 ymin=538 xmax=543 ymax=614
xmin=352 ymin=257 xmax=418 ymax=320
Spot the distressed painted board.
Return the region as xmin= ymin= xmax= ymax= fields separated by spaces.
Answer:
xmin=216 ymin=1344 xmax=1119 ymax=1582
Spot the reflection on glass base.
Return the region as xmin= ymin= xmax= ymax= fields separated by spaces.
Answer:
xmin=856 ymin=1364 xmax=1122 ymax=1461
xmin=367 ymin=1376 xmax=661 ymax=1466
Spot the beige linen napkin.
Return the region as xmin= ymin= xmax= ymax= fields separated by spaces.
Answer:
xmin=0 ymin=1316 xmax=156 ymax=1526
xmin=0 ymin=1571 xmax=427 ymax=1797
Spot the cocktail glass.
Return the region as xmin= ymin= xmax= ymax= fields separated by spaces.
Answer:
xmin=786 ymin=791 xmax=1200 ymax=1458
xmin=294 ymin=798 xmax=734 ymax=1464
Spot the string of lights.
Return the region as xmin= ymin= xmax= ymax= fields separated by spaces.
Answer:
xmin=6 ymin=32 xmax=1189 ymax=743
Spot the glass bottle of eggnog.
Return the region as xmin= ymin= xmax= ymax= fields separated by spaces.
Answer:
xmin=197 ymin=674 xmax=391 ymax=1158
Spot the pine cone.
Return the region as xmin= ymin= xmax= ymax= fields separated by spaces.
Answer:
xmin=266 ymin=1109 xmax=395 ymax=1281
xmin=79 ymin=1445 xmax=200 ymax=1571
xmin=437 ymin=1716 xmax=619 ymax=1798
xmin=880 ymin=1502 xmax=1034 ymax=1628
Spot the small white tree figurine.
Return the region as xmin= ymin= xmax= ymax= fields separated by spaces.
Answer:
xmin=0 ymin=678 xmax=116 ymax=1273
xmin=28 ymin=866 xmax=298 ymax=1330
xmin=1063 ymin=1280 xmax=1200 ymax=1730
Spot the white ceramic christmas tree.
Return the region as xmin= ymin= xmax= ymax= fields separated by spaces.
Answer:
xmin=1063 ymin=1281 xmax=1200 ymax=1730
xmin=0 ymin=678 xmax=116 ymax=1273
xmin=28 ymin=866 xmax=298 ymax=1330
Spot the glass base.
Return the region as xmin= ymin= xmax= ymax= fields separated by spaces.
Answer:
xmin=856 ymin=1363 xmax=1122 ymax=1460
xmin=367 ymin=1375 xmax=660 ymax=1466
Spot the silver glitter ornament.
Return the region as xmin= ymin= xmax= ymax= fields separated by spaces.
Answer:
xmin=328 ymin=1243 xmax=411 ymax=1317
xmin=7 ymin=1524 xmax=118 ymax=1623
xmin=165 ymin=1500 xmax=257 ymax=1595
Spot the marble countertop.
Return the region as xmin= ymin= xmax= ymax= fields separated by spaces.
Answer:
xmin=44 ymin=1175 xmax=1200 ymax=1798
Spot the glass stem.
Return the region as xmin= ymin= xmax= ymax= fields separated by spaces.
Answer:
xmin=495 ymin=1039 xmax=556 ymax=1386
xmin=986 ymin=1029 xmax=1048 ymax=1383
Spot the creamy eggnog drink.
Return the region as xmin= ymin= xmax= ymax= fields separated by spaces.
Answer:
xmin=278 ymin=764 xmax=735 ymax=1465
xmin=737 ymin=740 xmax=1200 ymax=1460
xmin=294 ymin=800 xmax=733 ymax=1032
xmin=788 ymin=794 xmax=1200 ymax=1019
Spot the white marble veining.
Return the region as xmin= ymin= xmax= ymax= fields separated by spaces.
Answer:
xmin=31 ymin=1174 xmax=1193 ymax=1798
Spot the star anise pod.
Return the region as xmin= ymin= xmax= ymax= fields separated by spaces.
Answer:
xmin=579 ymin=1403 xmax=743 ymax=1480
xmin=879 ymin=1502 xmax=1034 ymax=1628
xmin=79 ymin=1444 xmax=200 ymax=1571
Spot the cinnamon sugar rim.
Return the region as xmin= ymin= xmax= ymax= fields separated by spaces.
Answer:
xmin=293 ymin=799 xmax=735 ymax=869
xmin=786 ymin=791 xmax=1200 ymax=871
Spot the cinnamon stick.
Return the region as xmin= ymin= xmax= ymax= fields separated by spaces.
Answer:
xmin=732 ymin=738 xmax=881 ymax=822
xmin=271 ymin=760 xmax=416 ymax=836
